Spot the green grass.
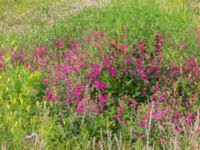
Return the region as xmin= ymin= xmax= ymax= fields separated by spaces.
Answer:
xmin=1 ymin=0 xmax=199 ymax=61
xmin=1 ymin=0 xmax=199 ymax=42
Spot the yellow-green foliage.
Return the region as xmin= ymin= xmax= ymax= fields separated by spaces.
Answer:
xmin=0 ymin=65 xmax=53 ymax=149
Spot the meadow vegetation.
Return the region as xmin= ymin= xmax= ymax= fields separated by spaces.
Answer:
xmin=0 ymin=0 xmax=199 ymax=149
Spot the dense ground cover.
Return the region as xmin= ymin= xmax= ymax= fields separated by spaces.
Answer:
xmin=0 ymin=0 xmax=199 ymax=149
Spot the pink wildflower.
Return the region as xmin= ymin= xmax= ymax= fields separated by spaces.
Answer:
xmin=55 ymin=39 xmax=64 ymax=50
xmin=94 ymin=80 xmax=105 ymax=90
xmin=152 ymin=111 xmax=162 ymax=120
xmin=120 ymin=44 xmax=126 ymax=55
xmin=67 ymin=91 xmax=73 ymax=104
xmin=92 ymin=104 xmax=99 ymax=114
xmin=125 ymin=57 xmax=132 ymax=65
xmin=139 ymin=120 xmax=147 ymax=127
xmin=74 ymin=86 xmax=81 ymax=96
xmin=155 ymin=33 xmax=164 ymax=50
xmin=89 ymin=64 xmax=101 ymax=79
xmin=46 ymin=90 xmax=57 ymax=102
xmin=136 ymin=59 xmax=143 ymax=75
xmin=109 ymin=66 xmax=115 ymax=77
xmin=130 ymin=98 xmax=135 ymax=104
xmin=174 ymin=110 xmax=179 ymax=118
xmin=141 ymin=74 xmax=146 ymax=81
xmin=117 ymin=106 xmax=124 ymax=112
xmin=24 ymin=63 xmax=29 ymax=68
xmin=98 ymin=94 xmax=108 ymax=110
xmin=76 ymin=104 xmax=87 ymax=116
xmin=153 ymin=85 xmax=159 ymax=93
xmin=70 ymin=66 xmax=79 ymax=74
xmin=115 ymin=113 xmax=121 ymax=120
xmin=119 ymin=121 xmax=125 ymax=126
xmin=102 ymin=56 xmax=110 ymax=68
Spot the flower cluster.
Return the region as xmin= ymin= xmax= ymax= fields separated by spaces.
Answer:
xmin=1 ymin=32 xmax=199 ymax=135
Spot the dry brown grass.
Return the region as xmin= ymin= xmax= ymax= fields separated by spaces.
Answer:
xmin=0 ymin=0 xmax=110 ymax=35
